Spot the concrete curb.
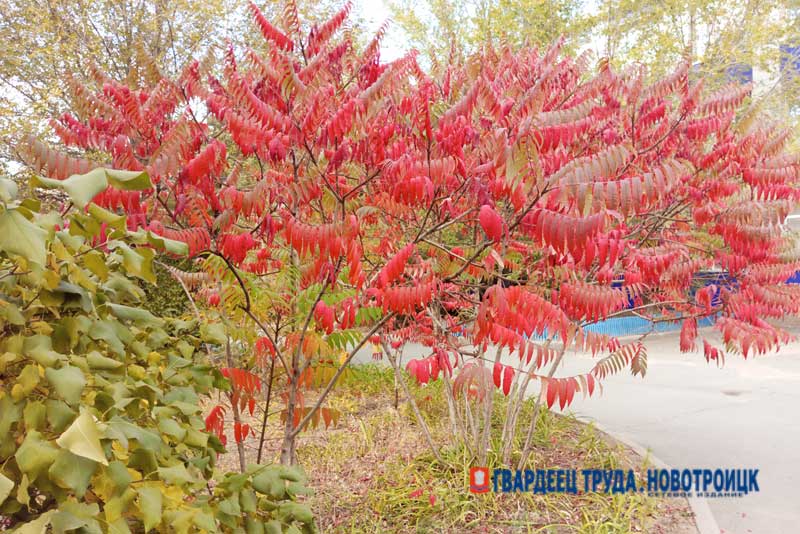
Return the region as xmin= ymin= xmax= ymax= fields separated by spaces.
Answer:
xmin=577 ymin=417 xmax=720 ymax=534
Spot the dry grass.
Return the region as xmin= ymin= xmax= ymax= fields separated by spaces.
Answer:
xmin=212 ymin=365 xmax=697 ymax=533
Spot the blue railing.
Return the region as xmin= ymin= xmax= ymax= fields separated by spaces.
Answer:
xmin=489 ymin=270 xmax=800 ymax=340
xmin=583 ymin=314 xmax=716 ymax=337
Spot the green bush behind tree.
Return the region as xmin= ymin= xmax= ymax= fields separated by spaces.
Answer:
xmin=0 ymin=173 xmax=316 ymax=533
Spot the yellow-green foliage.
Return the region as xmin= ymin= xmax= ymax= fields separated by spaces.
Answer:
xmin=0 ymin=173 xmax=315 ymax=533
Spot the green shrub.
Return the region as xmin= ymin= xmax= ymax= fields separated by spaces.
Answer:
xmin=0 ymin=175 xmax=316 ymax=533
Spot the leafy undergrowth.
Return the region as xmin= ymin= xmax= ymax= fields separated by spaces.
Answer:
xmin=216 ymin=365 xmax=696 ymax=533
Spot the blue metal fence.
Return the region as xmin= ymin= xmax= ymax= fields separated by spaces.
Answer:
xmin=584 ymin=269 xmax=800 ymax=337
xmin=500 ymin=270 xmax=800 ymax=340
xmin=583 ymin=314 xmax=716 ymax=337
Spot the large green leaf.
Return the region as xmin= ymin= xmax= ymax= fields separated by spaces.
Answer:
xmin=157 ymin=418 xmax=187 ymax=442
xmin=88 ymin=319 xmax=125 ymax=356
xmin=32 ymin=171 xmax=107 ymax=209
xmin=156 ymin=464 xmax=193 ymax=486
xmin=45 ymin=365 xmax=86 ymax=405
xmin=0 ymin=209 xmax=48 ymax=267
xmin=106 ymin=417 xmax=162 ymax=450
xmin=106 ymin=303 xmax=164 ymax=327
xmin=83 ymin=250 xmax=110 ymax=279
xmin=87 ymin=203 xmax=126 ymax=230
xmin=252 ymin=469 xmax=285 ymax=499
xmin=14 ymin=431 xmax=59 ymax=480
xmin=0 ymin=299 xmax=25 ymax=325
xmin=87 ymin=350 xmax=123 ymax=370
xmin=55 ymin=410 xmax=109 ymax=466
xmin=103 ymin=168 xmax=152 ymax=190
xmin=32 ymin=168 xmax=151 ymax=208
xmin=15 ymin=364 xmax=40 ymax=399
xmin=200 ymin=323 xmax=227 ymax=344
xmin=278 ymin=502 xmax=314 ymax=524
xmin=46 ymin=400 xmax=77 ymax=433
xmin=114 ymin=243 xmax=156 ymax=283
xmin=48 ymin=450 xmax=97 ymax=494
xmin=50 ymin=501 xmax=101 ymax=534
xmin=137 ymin=486 xmax=163 ymax=532
xmin=192 ymin=511 xmax=217 ymax=532
xmin=128 ymin=229 xmax=189 ymax=256
xmin=106 ymin=461 xmax=133 ymax=493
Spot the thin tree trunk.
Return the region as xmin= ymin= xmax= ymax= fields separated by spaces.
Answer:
xmin=257 ymin=356 xmax=275 ymax=464
xmin=280 ymin=373 xmax=298 ymax=465
xmin=226 ymin=337 xmax=247 ymax=472
xmin=502 ymin=339 xmax=553 ymax=465
xmin=478 ymin=345 xmax=502 ymax=465
xmin=517 ymin=344 xmax=567 ymax=470
xmin=382 ymin=341 xmax=444 ymax=464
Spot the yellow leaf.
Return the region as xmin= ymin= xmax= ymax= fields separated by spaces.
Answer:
xmin=55 ymin=409 xmax=109 ymax=466
xmin=30 ymin=321 xmax=53 ymax=335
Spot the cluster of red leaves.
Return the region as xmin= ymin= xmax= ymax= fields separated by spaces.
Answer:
xmin=558 ymin=281 xmax=630 ymax=322
xmin=376 ymin=281 xmax=437 ymax=314
xmin=218 ymin=232 xmax=257 ymax=264
xmin=181 ymin=140 xmax=227 ymax=186
xmin=492 ymin=361 xmax=515 ymax=395
xmin=21 ymin=0 xmax=800 ymax=433
xmin=337 ymin=297 xmax=359 ymax=329
xmin=313 ymin=301 xmax=335 ymax=334
xmin=476 ymin=285 xmax=571 ymax=347
xmin=479 ymin=205 xmax=505 ymax=242
xmin=254 ymin=336 xmax=276 ymax=367
xmin=376 ymin=243 xmax=415 ymax=287
xmin=406 ymin=348 xmax=454 ymax=385
xmin=221 ymin=367 xmax=262 ymax=416
xmin=205 ymin=405 xmax=227 ymax=446
xmin=283 ymin=212 xmax=360 ymax=261
xmin=542 ymin=375 xmax=597 ymax=410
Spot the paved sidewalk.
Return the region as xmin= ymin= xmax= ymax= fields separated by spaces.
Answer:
xmin=352 ymin=329 xmax=800 ymax=533
xmin=561 ymin=332 xmax=800 ymax=534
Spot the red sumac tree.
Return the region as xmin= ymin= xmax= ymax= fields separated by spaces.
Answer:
xmin=21 ymin=0 xmax=800 ymax=466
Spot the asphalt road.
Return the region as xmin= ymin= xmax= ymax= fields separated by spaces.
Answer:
xmin=561 ymin=331 xmax=800 ymax=534
xmin=353 ymin=329 xmax=800 ymax=534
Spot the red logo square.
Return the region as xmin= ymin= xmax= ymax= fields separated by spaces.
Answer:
xmin=470 ymin=467 xmax=490 ymax=493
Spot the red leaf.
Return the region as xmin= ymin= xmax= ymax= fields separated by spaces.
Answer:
xmin=558 ymin=379 xmax=568 ymax=410
xmin=680 ymin=318 xmax=697 ymax=352
xmin=502 ymin=366 xmax=514 ymax=396
xmin=566 ymin=378 xmax=576 ymax=407
xmin=545 ymin=378 xmax=557 ymax=409
xmin=479 ymin=205 xmax=504 ymax=242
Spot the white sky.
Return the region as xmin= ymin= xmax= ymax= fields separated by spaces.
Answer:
xmin=356 ymin=0 xmax=418 ymax=61
xmin=354 ymin=0 xmax=605 ymax=62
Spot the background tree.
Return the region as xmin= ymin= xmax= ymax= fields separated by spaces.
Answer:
xmin=594 ymin=0 xmax=800 ymax=121
xmin=389 ymin=0 xmax=800 ymax=127
xmin=388 ymin=0 xmax=587 ymax=63
xmin=0 ymin=0 xmax=230 ymax=170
